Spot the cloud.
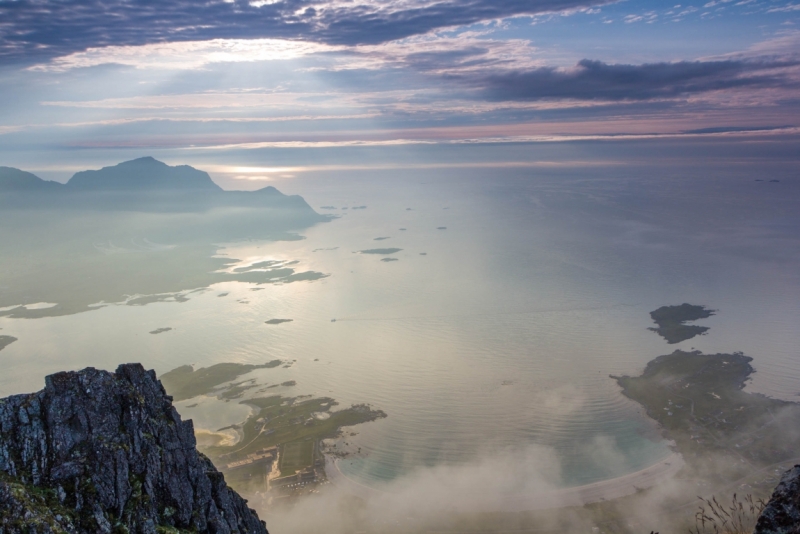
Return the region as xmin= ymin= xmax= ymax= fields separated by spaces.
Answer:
xmin=30 ymin=31 xmax=543 ymax=74
xmin=179 ymin=126 xmax=800 ymax=151
xmin=0 ymin=0 xmax=615 ymax=65
xmin=475 ymin=58 xmax=799 ymax=101
xmin=31 ymin=39 xmax=341 ymax=72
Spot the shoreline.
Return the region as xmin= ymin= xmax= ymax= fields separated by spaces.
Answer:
xmin=325 ymin=452 xmax=684 ymax=511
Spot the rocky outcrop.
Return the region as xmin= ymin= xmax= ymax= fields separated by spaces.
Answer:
xmin=755 ymin=465 xmax=800 ymax=534
xmin=0 ymin=364 xmax=268 ymax=534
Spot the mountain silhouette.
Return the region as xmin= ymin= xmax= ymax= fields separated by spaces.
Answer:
xmin=66 ymin=156 xmax=222 ymax=191
xmin=0 ymin=166 xmax=64 ymax=191
xmin=0 ymin=158 xmax=322 ymax=216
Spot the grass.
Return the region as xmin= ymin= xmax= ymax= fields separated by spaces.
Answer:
xmin=615 ymin=349 xmax=800 ymax=483
xmin=690 ymin=494 xmax=766 ymax=534
xmin=280 ymin=440 xmax=315 ymax=476
xmin=201 ymin=395 xmax=385 ymax=486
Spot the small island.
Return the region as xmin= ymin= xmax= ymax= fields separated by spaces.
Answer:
xmin=0 ymin=335 xmax=17 ymax=351
xmin=265 ymin=319 xmax=293 ymax=325
xmin=648 ymin=303 xmax=715 ymax=344
xmin=160 ymin=361 xmax=283 ymax=401
xmin=358 ymin=248 xmax=402 ymax=255
xmin=381 ymin=257 xmax=399 ymax=262
xmin=149 ymin=327 xmax=173 ymax=334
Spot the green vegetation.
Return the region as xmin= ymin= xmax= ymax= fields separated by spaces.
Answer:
xmin=0 ymin=335 xmax=17 ymax=351
xmin=202 ymin=395 xmax=385 ymax=492
xmin=358 ymin=248 xmax=402 ymax=255
xmin=159 ymin=361 xmax=282 ymax=401
xmin=280 ymin=440 xmax=316 ymax=476
xmin=648 ymin=303 xmax=715 ymax=344
xmin=615 ymin=350 xmax=800 ymax=485
xmin=0 ymin=471 xmax=78 ymax=533
xmin=265 ymin=319 xmax=293 ymax=325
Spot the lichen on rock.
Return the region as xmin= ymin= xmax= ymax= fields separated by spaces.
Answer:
xmin=755 ymin=465 xmax=800 ymax=534
xmin=0 ymin=364 xmax=268 ymax=534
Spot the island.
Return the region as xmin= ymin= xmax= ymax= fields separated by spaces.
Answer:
xmin=357 ymin=248 xmax=402 ymax=255
xmin=204 ymin=395 xmax=386 ymax=497
xmin=0 ymin=157 xmax=328 ymax=319
xmin=648 ymin=303 xmax=715 ymax=344
xmin=159 ymin=361 xmax=283 ymax=401
xmin=0 ymin=335 xmax=17 ymax=351
xmin=381 ymin=258 xmax=399 ymax=262
xmin=149 ymin=327 xmax=172 ymax=334
xmin=615 ymin=350 xmax=800 ymax=486
xmin=158 ymin=361 xmax=387 ymax=503
xmin=265 ymin=319 xmax=293 ymax=325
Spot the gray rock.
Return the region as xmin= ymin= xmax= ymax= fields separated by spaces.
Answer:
xmin=0 ymin=364 xmax=268 ymax=534
xmin=755 ymin=465 xmax=800 ymax=534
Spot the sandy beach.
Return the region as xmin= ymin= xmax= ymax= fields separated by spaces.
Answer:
xmin=325 ymin=453 xmax=685 ymax=511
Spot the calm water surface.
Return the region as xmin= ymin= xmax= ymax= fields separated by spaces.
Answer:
xmin=2 ymin=169 xmax=798 ymax=488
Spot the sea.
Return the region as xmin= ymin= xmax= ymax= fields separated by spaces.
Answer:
xmin=1 ymin=165 xmax=798 ymax=492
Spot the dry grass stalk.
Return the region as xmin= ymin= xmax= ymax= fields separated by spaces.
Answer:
xmin=689 ymin=493 xmax=766 ymax=534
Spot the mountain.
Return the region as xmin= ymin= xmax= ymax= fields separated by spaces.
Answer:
xmin=67 ymin=157 xmax=223 ymax=191
xmin=755 ymin=465 xmax=800 ymax=533
xmin=0 ymin=158 xmax=326 ymax=221
xmin=0 ymin=166 xmax=64 ymax=191
xmin=0 ymin=364 xmax=268 ymax=534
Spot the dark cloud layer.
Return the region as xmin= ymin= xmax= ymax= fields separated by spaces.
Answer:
xmin=0 ymin=0 xmax=610 ymax=64
xmin=477 ymin=59 xmax=798 ymax=101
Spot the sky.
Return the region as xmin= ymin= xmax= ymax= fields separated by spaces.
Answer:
xmin=0 ymin=0 xmax=798 ymax=186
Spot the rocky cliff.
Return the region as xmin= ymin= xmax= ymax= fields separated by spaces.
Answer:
xmin=0 ymin=364 xmax=268 ymax=534
xmin=755 ymin=465 xmax=800 ymax=534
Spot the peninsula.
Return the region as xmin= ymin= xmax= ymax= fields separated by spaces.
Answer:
xmin=0 ymin=157 xmax=328 ymax=319
xmin=615 ymin=349 xmax=800 ymax=486
xmin=157 ymin=361 xmax=387 ymax=499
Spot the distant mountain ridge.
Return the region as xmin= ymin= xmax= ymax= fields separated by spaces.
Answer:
xmin=0 ymin=166 xmax=64 ymax=191
xmin=67 ymin=156 xmax=222 ymax=191
xmin=0 ymin=158 xmax=324 ymax=218
xmin=2 ymin=157 xmax=223 ymax=192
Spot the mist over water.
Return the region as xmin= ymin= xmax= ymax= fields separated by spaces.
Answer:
xmin=1 ymin=166 xmax=799 ymax=515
